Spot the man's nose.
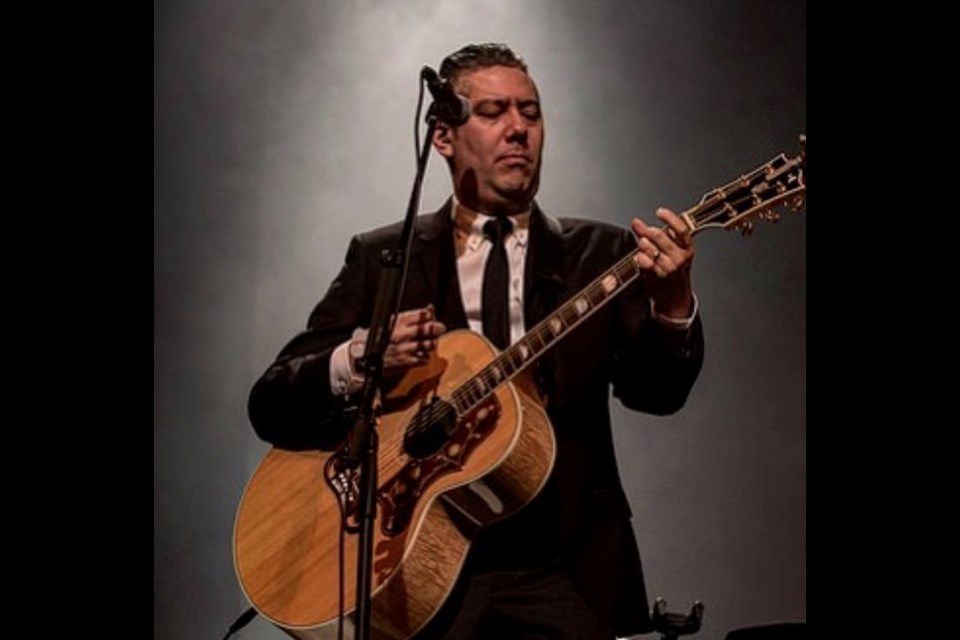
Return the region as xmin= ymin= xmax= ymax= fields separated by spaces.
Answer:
xmin=504 ymin=106 xmax=528 ymax=141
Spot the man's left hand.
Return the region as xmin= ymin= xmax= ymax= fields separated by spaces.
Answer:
xmin=631 ymin=207 xmax=695 ymax=319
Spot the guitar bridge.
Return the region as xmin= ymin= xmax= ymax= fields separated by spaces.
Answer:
xmin=325 ymin=454 xmax=361 ymax=533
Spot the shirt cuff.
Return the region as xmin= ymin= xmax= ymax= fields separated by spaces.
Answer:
xmin=329 ymin=328 xmax=367 ymax=396
xmin=649 ymin=293 xmax=699 ymax=330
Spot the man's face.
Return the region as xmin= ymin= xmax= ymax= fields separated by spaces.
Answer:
xmin=434 ymin=65 xmax=544 ymax=214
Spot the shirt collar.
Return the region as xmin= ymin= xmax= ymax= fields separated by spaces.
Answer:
xmin=451 ymin=197 xmax=530 ymax=251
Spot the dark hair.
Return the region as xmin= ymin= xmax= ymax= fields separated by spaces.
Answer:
xmin=439 ymin=43 xmax=529 ymax=90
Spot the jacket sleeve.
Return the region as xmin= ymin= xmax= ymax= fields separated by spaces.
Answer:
xmin=247 ymin=234 xmax=373 ymax=450
xmin=609 ymin=228 xmax=704 ymax=415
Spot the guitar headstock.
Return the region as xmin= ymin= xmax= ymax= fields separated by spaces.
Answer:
xmin=685 ymin=134 xmax=806 ymax=238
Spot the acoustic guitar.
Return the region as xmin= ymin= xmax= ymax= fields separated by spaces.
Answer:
xmin=233 ymin=137 xmax=806 ymax=640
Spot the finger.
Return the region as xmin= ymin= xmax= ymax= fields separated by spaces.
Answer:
xmin=642 ymin=224 xmax=677 ymax=252
xmin=651 ymin=211 xmax=695 ymax=269
xmin=631 ymin=219 xmax=660 ymax=261
xmin=641 ymin=224 xmax=691 ymax=269
xmin=634 ymin=235 xmax=662 ymax=264
xmin=411 ymin=338 xmax=438 ymax=355
xmin=631 ymin=218 xmax=673 ymax=254
xmin=391 ymin=322 xmax=418 ymax=342
xmin=630 ymin=217 xmax=649 ymax=241
xmin=392 ymin=337 xmax=439 ymax=356
xmin=385 ymin=355 xmax=426 ymax=372
xmin=395 ymin=304 xmax=436 ymax=328
xmin=652 ymin=251 xmax=675 ymax=276
xmin=392 ymin=320 xmax=446 ymax=343
xmin=393 ymin=308 xmax=419 ymax=330
xmin=384 ymin=345 xmax=430 ymax=370
xmin=391 ymin=305 xmax=434 ymax=338
xmin=632 ymin=247 xmax=663 ymax=275
xmin=418 ymin=304 xmax=434 ymax=324
xmin=631 ymin=235 xmax=680 ymax=278
xmin=655 ymin=207 xmax=692 ymax=248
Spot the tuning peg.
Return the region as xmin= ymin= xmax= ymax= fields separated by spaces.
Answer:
xmin=789 ymin=195 xmax=805 ymax=211
xmin=760 ymin=210 xmax=781 ymax=223
xmin=739 ymin=221 xmax=754 ymax=237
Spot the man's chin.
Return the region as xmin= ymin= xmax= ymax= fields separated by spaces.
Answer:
xmin=495 ymin=176 xmax=537 ymax=197
xmin=491 ymin=185 xmax=535 ymax=208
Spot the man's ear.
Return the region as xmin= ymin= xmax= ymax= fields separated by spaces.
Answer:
xmin=433 ymin=123 xmax=454 ymax=159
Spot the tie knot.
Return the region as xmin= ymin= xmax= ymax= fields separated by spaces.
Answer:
xmin=483 ymin=217 xmax=512 ymax=244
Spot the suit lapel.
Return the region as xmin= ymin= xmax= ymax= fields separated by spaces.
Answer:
xmin=412 ymin=199 xmax=469 ymax=330
xmin=524 ymin=202 xmax=568 ymax=329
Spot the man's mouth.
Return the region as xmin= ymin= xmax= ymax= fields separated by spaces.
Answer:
xmin=498 ymin=153 xmax=531 ymax=166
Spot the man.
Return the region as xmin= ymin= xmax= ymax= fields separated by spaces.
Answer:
xmin=249 ymin=43 xmax=703 ymax=639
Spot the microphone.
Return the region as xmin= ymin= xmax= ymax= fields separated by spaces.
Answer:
xmin=421 ymin=66 xmax=471 ymax=126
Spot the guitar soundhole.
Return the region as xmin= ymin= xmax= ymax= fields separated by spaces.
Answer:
xmin=380 ymin=396 xmax=501 ymax=537
xmin=402 ymin=397 xmax=458 ymax=459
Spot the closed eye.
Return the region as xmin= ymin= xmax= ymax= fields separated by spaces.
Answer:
xmin=474 ymin=100 xmax=507 ymax=118
xmin=472 ymin=99 xmax=541 ymax=122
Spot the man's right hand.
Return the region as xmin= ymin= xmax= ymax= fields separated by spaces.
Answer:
xmin=351 ymin=304 xmax=446 ymax=377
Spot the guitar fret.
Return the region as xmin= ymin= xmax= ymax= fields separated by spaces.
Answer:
xmin=530 ymin=328 xmax=542 ymax=352
xmin=505 ymin=353 xmax=516 ymax=377
xmin=584 ymin=286 xmax=598 ymax=306
xmin=528 ymin=329 xmax=543 ymax=351
xmin=536 ymin=325 xmax=552 ymax=349
xmin=587 ymin=284 xmax=605 ymax=306
xmin=616 ymin=257 xmax=637 ymax=281
xmin=497 ymin=353 xmax=509 ymax=379
xmin=509 ymin=347 xmax=522 ymax=371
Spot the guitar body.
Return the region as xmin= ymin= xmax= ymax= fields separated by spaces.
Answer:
xmin=233 ymin=330 xmax=557 ymax=639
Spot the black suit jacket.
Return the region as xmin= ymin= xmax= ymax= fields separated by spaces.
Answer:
xmin=248 ymin=199 xmax=704 ymax=636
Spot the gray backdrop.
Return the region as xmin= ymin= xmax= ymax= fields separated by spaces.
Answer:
xmin=155 ymin=1 xmax=806 ymax=638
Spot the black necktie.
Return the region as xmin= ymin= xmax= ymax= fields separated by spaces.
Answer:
xmin=482 ymin=217 xmax=512 ymax=351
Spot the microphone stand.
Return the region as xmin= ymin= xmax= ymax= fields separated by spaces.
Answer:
xmin=341 ymin=110 xmax=441 ymax=640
